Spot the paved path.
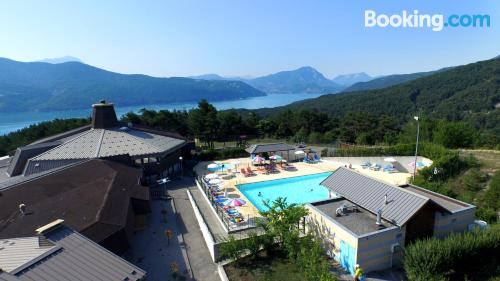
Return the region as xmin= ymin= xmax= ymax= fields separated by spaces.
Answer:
xmin=127 ymin=198 xmax=192 ymax=281
xmin=168 ymin=178 xmax=220 ymax=281
xmin=127 ymin=177 xmax=219 ymax=281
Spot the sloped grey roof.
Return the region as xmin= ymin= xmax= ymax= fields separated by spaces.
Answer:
xmin=0 ymin=237 xmax=57 ymax=273
xmin=30 ymin=128 xmax=185 ymax=161
xmin=0 ymin=226 xmax=146 ymax=281
xmin=321 ymin=167 xmax=429 ymax=226
xmin=402 ymin=184 xmax=474 ymax=213
xmin=245 ymin=143 xmax=295 ymax=154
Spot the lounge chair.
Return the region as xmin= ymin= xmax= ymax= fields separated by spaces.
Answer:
xmin=361 ymin=161 xmax=371 ymax=169
xmin=313 ymin=154 xmax=321 ymax=163
xmin=241 ymin=168 xmax=248 ymax=177
xmin=370 ymin=163 xmax=381 ymax=171
xmin=246 ymin=167 xmax=254 ymax=176
xmin=383 ymin=165 xmax=397 ymax=173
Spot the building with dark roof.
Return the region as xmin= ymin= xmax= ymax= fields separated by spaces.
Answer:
xmin=0 ymin=220 xmax=146 ymax=281
xmin=2 ymin=101 xmax=188 ymax=185
xmin=245 ymin=143 xmax=295 ymax=154
xmin=306 ymin=167 xmax=476 ymax=275
xmin=0 ymin=159 xmax=150 ymax=254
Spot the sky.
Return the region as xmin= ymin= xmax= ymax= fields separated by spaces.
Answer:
xmin=0 ymin=0 xmax=499 ymax=78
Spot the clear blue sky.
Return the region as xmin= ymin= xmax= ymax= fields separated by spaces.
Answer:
xmin=0 ymin=0 xmax=498 ymax=78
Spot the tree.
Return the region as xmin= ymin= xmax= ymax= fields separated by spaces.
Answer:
xmin=259 ymin=197 xmax=309 ymax=246
xmin=433 ymin=121 xmax=475 ymax=148
xmin=187 ymin=99 xmax=219 ymax=148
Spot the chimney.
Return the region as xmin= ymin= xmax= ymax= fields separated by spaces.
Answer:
xmin=376 ymin=209 xmax=383 ymax=225
xmin=91 ymin=100 xmax=119 ymax=129
xmin=384 ymin=194 xmax=388 ymax=205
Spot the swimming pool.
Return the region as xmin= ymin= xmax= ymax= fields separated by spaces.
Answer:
xmin=238 ymin=172 xmax=333 ymax=211
xmin=208 ymin=163 xmax=236 ymax=172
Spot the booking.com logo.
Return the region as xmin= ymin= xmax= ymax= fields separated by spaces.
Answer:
xmin=365 ymin=10 xmax=491 ymax=31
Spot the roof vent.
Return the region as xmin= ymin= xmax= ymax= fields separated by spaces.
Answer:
xmin=376 ymin=209 xmax=383 ymax=225
xmin=19 ymin=203 xmax=26 ymax=216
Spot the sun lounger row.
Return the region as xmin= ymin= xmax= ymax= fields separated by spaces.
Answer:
xmin=361 ymin=161 xmax=398 ymax=173
xmin=303 ymin=154 xmax=321 ymax=164
xmin=241 ymin=167 xmax=255 ymax=177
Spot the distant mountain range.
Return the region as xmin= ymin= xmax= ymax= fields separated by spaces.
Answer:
xmin=0 ymin=58 xmax=265 ymax=112
xmin=331 ymin=72 xmax=373 ymax=86
xmin=248 ymin=57 xmax=500 ymax=123
xmin=245 ymin=66 xmax=343 ymax=94
xmin=37 ymin=56 xmax=83 ymax=64
xmin=191 ymin=66 xmax=345 ymax=94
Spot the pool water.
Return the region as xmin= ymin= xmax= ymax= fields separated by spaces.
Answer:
xmin=209 ymin=163 xmax=236 ymax=172
xmin=238 ymin=172 xmax=333 ymax=212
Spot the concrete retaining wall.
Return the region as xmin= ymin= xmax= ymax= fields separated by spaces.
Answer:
xmin=186 ymin=189 xmax=218 ymax=262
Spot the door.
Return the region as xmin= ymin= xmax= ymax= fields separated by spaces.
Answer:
xmin=340 ymin=240 xmax=356 ymax=275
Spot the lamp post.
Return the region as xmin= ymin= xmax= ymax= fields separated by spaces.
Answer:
xmin=412 ymin=116 xmax=420 ymax=182
xmin=179 ymin=156 xmax=183 ymax=178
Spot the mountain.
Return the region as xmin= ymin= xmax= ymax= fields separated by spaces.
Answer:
xmin=331 ymin=72 xmax=373 ymax=87
xmin=246 ymin=66 xmax=343 ymax=94
xmin=249 ymin=58 xmax=500 ymax=122
xmin=0 ymin=58 xmax=265 ymax=112
xmin=189 ymin=74 xmax=227 ymax=80
xmin=37 ymin=56 xmax=83 ymax=64
xmin=343 ymin=69 xmax=451 ymax=92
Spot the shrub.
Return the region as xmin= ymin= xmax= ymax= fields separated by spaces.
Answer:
xmin=403 ymin=225 xmax=500 ymax=281
xmin=296 ymin=237 xmax=337 ymax=281
xmin=484 ymin=171 xmax=500 ymax=211
xmin=198 ymin=147 xmax=248 ymax=161
xmin=220 ymin=235 xmax=246 ymax=261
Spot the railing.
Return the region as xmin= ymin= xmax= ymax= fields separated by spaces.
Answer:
xmin=195 ymin=175 xmax=259 ymax=232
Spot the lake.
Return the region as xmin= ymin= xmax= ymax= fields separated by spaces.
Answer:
xmin=0 ymin=93 xmax=323 ymax=135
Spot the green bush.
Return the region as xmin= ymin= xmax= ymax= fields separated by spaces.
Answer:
xmin=296 ymin=237 xmax=337 ymax=281
xmin=220 ymin=235 xmax=246 ymax=261
xmin=198 ymin=147 xmax=248 ymax=161
xmin=403 ymin=225 xmax=500 ymax=281
xmin=484 ymin=171 xmax=500 ymax=211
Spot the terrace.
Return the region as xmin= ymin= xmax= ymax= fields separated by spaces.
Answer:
xmin=193 ymin=153 xmax=416 ymax=233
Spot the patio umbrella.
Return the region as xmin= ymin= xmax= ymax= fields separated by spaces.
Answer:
xmin=208 ymin=178 xmax=222 ymax=185
xmin=205 ymin=173 xmax=219 ymax=179
xmin=384 ymin=157 xmax=397 ymax=163
xmin=207 ymin=163 xmax=219 ymax=169
xmin=222 ymin=198 xmax=247 ymax=207
xmin=269 ymin=155 xmax=282 ymax=161
xmin=294 ymin=150 xmax=305 ymax=155
xmin=252 ymin=155 xmax=264 ymax=162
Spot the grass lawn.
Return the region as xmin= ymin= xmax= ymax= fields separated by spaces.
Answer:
xmin=224 ymin=250 xmax=306 ymax=281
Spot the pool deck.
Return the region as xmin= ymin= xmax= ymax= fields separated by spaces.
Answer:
xmin=194 ymin=157 xmax=413 ymax=219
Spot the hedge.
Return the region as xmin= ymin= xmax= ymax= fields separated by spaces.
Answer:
xmin=197 ymin=147 xmax=248 ymax=161
xmin=403 ymin=224 xmax=500 ymax=281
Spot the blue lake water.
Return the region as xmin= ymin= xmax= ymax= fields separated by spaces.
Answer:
xmin=0 ymin=93 xmax=323 ymax=135
xmin=238 ymin=172 xmax=333 ymax=212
